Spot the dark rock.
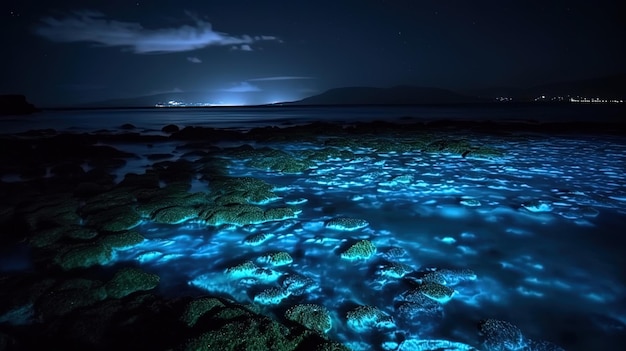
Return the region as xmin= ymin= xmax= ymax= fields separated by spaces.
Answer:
xmin=146 ymin=153 xmax=174 ymax=161
xmin=105 ymin=267 xmax=160 ymax=299
xmin=120 ymin=123 xmax=136 ymax=129
xmin=0 ymin=95 xmax=38 ymax=115
xmin=162 ymin=124 xmax=180 ymax=133
xmin=50 ymin=162 xmax=86 ymax=179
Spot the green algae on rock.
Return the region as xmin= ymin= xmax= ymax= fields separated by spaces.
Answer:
xmin=151 ymin=205 xmax=199 ymax=224
xmin=325 ymin=217 xmax=369 ymax=231
xmin=55 ymin=243 xmax=114 ymax=270
xmin=105 ymin=267 xmax=160 ymax=299
xmin=346 ymin=305 xmax=395 ymax=331
xmin=37 ymin=279 xmax=107 ymax=319
xmin=98 ymin=230 xmax=145 ymax=251
xmin=378 ymin=262 xmax=413 ymax=279
xmin=246 ymin=148 xmax=313 ymax=174
xmin=258 ymin=251 xmax=293 ymax=266
xmin=243 ymin=232 xmax=275 ymax=246
xmin=418 ymin=282 xmax=457 ymax=303
xmin=340 ymin=239 xmax=376 ymax=260
xmin=183 ymin=312 xmax=324 ymax=351
xmin=285 ymin=304 xmax=332 ymax=333
xmin=253 ymin=287 xmax=290 ymax=305
xmin=180 ymin=297 xmax=226 ymax=327
xmin=264 ymin=207 xmax=297 ymax=221
xmin=85 ymin=205 xmax=142 ymax=232
xmin=280 ymin=273 xmax=316 ymax=296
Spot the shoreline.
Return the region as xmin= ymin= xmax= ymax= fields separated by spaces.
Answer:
xmin=1 ymin=119 xmax=625 ymax=350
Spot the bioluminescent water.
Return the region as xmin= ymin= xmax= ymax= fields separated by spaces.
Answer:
xmin=93 ymin=131 xmax=626 ymax=350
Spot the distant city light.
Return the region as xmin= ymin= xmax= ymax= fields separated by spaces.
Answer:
xmin=155 ymin=100 xmax=212 ymax=107
xmin=569 ymin=97 xmax=623 ymax=104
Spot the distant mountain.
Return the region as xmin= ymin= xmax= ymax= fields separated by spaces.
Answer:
xmin=76 ymin=74 xmax=626 ymax=108
xmin=470 ymin=74 xmax=626 ymax=101
xmin=290 ymin=86 xmax=483 ymax=105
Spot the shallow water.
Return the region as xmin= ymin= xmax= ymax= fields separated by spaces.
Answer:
xmin=100 ymin=132 xmax=626 ymax=350
xmin=1 ymin=107 xmax=626 ymax=350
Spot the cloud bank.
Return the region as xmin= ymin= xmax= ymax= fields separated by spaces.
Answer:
xmin=187 ymin=56 xmax=202 ymax=63
xmin=34 ymin=10 xmax=278 ymax=54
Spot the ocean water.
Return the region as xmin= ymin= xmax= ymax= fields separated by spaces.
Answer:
xmin=1 ymin=106 xmax=626 ymax=350
xmin=1 ymin=104 xmax=624 ymax=134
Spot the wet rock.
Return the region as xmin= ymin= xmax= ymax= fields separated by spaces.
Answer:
xmin=257 ymin=251 xmax=293 ymax=267
xmin=325 ymin=217 xmax=369 ymax=231
xmin=478 ymin=319 xmax=527 ymax=351
xmin=162 ymin=124 xmax=180 ymax=133
xmin=98 ymin=230 xmax=145 ymax=250
xmin=346 ymin=305 xmax=395 ymax=331
xmin=85 ymin=205 xmax=142 ymax=232
xmin=180 ymin=297 xmax=225 ymax=327
xmin=340 ymin=239 xmax=376 ymax=260
xmin=285 ymin=304 xmax=332 ymax=333
xmin=105 ymin=267 xmax=160 ymax=299
xmin=253 ymin=287 xmax=290 ymax=305
xmin=37 ymin=278 xmax=107 ymax=319
xmin=152 ymin=205 xmax=199 ymax=224
xmin=55 ymin=243 xmax=114 ymax=270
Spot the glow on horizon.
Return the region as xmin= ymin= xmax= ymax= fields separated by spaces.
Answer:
xmin=154 ymin=93 xmax=295 ymax=107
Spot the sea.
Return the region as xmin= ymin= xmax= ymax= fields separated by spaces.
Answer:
xmin=0 ymin=104 xmax=624 ymax=134
xmin=1 ymin=104 xmax=625 ymax=350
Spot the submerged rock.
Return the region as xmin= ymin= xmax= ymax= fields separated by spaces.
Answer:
xmin=341 ymin=239 xmax=376 ymax=260
xmin=522 ymin=200 xmax=553 ymax=213
xmin=253 ymin=287 xmax=290 ymax=305
xmin=418 ymin=283 xmax=457 ymax=303
xmin=325 ymin=217 xmax=369 ymax=231
xmin=346 ymin=305 xmax=395 ymax=331
xmin=378 ymin=262 xmax=413 ymax=279
xmin=243 ymin=232 xmax=275 ymax=246
xmin=225 ymin=261 xmax=260 ymax=278
xmin=478 ymin=319 xmax=527 ymax=351
xmin=225 ymin=261 xmax=281 ymax=282
xmin=420 ymin=268 xmax=477 ymax=286
xmin=280 ymin=273 xmax=316 ymax=296
xmin=398 ymin=339 xmax=478 ymax=351
xmin=382 ymin=247 xmax=408 ymax=259
xmin=257 ymin=251 xmax=294 ymax=266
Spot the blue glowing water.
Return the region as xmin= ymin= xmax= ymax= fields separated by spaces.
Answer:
xmin=2 ymin=106 xmax=625 ymax=350
xmin=102 ymin=131 xmax=625 ymax=350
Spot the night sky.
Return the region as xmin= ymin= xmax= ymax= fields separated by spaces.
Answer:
xmin=2 ymin=0 xmax=624 ymax=106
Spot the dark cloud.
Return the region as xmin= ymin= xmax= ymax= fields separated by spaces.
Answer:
xmin=34 ymin=10 xmax=279 ymax=54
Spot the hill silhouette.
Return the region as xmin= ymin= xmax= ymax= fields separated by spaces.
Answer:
xmin=290 ymin=86 xmax=483 ymax=105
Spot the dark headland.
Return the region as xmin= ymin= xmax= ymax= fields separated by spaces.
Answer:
xmin=0 ymin=95 xmax=38 ymax=115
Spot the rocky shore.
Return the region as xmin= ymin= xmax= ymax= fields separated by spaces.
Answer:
xmin=0 ymin=120 xmax=623 ymax=350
